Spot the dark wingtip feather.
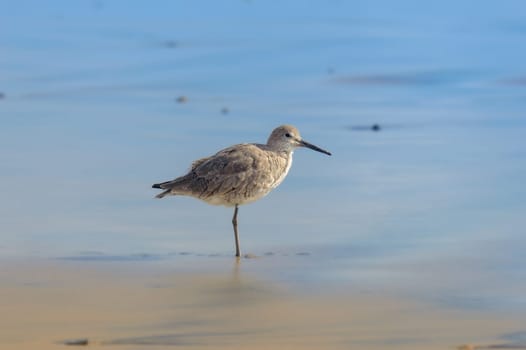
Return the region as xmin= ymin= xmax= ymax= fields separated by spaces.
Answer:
xmin=152 ymin=183 xmax=161 ymax=189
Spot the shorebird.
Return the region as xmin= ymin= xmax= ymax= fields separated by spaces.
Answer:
xmin=152 ymin=125 xmax=331 ymax=257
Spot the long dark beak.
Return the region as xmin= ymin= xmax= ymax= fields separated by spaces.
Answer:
xmin=298 ymin=139 xmax=332 ymax=156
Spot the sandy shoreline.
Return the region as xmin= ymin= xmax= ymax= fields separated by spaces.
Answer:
xmin=1 ymin=257 xmax=524 ymax=349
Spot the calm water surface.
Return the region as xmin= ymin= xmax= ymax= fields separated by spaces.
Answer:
xmin=1 ymin=0 xmax=526 ymax=314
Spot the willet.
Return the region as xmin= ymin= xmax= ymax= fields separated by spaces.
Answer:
xmin=152 ymin=125 xmax=331 ymax=257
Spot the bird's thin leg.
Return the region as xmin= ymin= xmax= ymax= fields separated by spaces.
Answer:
xmin=232 ymin=204 xmax=240 ymax=257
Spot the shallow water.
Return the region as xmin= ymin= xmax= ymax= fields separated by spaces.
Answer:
xmin=1 ymin=0 xmax=526 ymax=348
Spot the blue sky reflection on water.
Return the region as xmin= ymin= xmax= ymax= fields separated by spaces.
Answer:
xmin=1 ymin=0 xmax=526 ymax=311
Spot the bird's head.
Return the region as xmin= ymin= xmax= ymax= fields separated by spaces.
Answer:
xmin=267 ymin=125 xmax=331 ymax=156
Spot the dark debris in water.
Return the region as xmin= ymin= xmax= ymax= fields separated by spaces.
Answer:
xmin=63 ymin=338 xmax=89 ymax=346
xmin=348 ymin=124 xmax=382 ymax=132
xmin=175 ymin=95 xmax=188 ymax=103
xmin=162 ymin=40 xmax=179 ymax=48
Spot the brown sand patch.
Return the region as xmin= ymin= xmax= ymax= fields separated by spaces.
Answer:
xmin=0 ymin=258 xmax=522 ymax=350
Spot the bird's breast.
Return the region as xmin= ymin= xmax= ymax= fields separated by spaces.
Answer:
xmin=270 ymin=152 xmax=293 ymax=189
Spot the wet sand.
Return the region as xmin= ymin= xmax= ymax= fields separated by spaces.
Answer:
xmin=1 ymin=257 xmax=524 ymax=350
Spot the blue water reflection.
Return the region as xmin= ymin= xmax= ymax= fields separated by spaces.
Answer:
xmin=1 ymin=0 xmax=526 ymax=312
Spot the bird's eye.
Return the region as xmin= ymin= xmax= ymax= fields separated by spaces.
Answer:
xmin=285 ymin=133 xmax=291 ymax=138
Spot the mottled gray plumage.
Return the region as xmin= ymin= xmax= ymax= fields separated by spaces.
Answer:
xmin=152 ymin=125 xmax=331 ymax=257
